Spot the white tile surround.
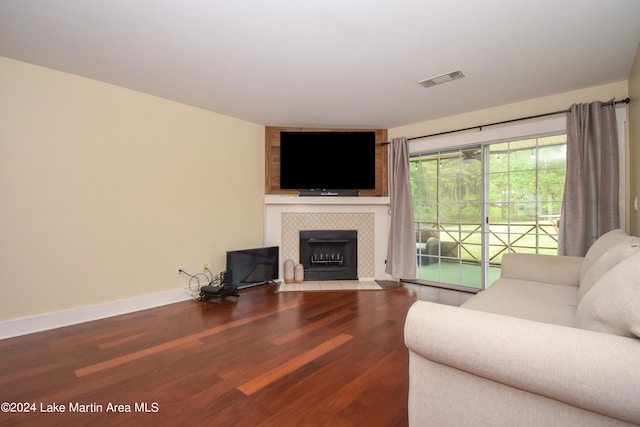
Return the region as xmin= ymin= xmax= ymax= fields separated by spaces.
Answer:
xmin=264 ymin=195 xmax=392 ymax=281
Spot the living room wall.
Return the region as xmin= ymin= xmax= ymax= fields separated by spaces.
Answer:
xmin=0 ymin=57 xmax=264 ymax=323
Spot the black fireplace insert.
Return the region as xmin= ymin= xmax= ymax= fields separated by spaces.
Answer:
xmin=299 ymin=230 xmax=357 ymax=281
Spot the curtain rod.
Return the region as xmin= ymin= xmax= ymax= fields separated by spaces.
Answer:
xmin=404 ymin=97 xmax=630 ymax=141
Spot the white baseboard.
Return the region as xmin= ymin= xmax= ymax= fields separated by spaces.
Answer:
xmin=0 ymin=289 xmax=193 ymax=340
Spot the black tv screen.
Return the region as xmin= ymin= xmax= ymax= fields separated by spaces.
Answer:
xmin=226 ymin=246 xmax=279 ymax=288
xmin=280 ymin=131 xmax=376 ymax=190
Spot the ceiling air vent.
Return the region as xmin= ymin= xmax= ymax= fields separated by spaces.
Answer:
xmin=419 ymin=70 xmax=465 ymax=88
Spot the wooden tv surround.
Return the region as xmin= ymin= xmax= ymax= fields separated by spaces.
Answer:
xmin=264 ymin=126 xmax=389 ymax=196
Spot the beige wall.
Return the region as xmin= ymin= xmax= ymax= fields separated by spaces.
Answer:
xmin=0 ymin=57 xmax=265 ymax=322
xmin=629 ymin=42 xmax=640 ymax=235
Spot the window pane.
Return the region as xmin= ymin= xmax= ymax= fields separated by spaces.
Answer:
xmin=411 ymin=135 xmax=565 ymax=291
xmin=410 ymin=147 xmax=483 ymax=290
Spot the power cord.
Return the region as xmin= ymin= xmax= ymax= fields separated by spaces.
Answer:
xmin=181 ymin=267 xmax=224 ymax=300
xmin=205 ymin=267 xmax=226 ymax=289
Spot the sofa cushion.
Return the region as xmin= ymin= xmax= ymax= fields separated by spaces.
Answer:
xmin=578 ymin=239 xmax=640 ymax=301
xmin=580 ymin=229 xmax=631 ymax=283
xmin=462 ymin=279 xmax=578 ymax=326
xmin=575 ymin=253 xmax=640 ymax=339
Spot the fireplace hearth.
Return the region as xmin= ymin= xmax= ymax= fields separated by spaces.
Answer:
xmin=299 ymin=230 xmax=357 ymax=281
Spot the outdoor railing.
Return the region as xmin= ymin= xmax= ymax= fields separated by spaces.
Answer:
xmin=416 ymin=217 xmax=560 ymax=266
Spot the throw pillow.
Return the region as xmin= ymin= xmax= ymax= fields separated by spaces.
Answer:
xmin=580 ymin=229 xmax=630 ymax=283
xmin=575 ymin=252 xmax=640 ymax=339
xmin=578 ymin=239 xmax=640 ymax=301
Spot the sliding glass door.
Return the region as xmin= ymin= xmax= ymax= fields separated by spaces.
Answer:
xmin=411 ymin=147 xmax=484 ymax=289
xmin=410 ymin=134 xmax=566 ymax=291
xmin=484 ymin=136 xmax=566 ymax=276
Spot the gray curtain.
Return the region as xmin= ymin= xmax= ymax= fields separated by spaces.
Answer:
xmin=386 ymin=137 xmax=416 ymax=279
xmin=558 ymin=101 xmax=619 ymax=257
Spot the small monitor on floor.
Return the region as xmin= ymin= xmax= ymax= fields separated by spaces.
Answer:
xmin=225 ymin=246 xmax=279 ymax=289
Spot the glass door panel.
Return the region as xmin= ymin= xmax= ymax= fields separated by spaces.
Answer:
xmin=411 ymin=147 xmax=483 ymax=290
xmin=483 ymin=135 xmax=566 ymax=283
xmin=411 ymin=134 xmax=566 ymax=291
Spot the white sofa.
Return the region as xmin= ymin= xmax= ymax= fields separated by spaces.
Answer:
xmin=404 ymin=229 xmax=640 ymax=426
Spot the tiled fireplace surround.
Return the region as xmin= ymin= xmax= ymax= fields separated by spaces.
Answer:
xmin=264 ymin=196 xmax=391 ymax=281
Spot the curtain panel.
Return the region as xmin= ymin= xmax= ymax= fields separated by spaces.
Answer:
xmin=559 ymin=101 xmax=620 ymax=257
xmin=386 ymin=137 xmax=416 ymax=279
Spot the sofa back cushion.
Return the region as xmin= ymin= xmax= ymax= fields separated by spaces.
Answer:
xmin=578 ymin=229 xmax=638 ymax=298
xmin=580 ymin=229 xmax=629 ymax=280
xmin=575 ymin=252 xmax=640 ymax=339
xmin=578 ymin=239 xmax=640 ymax=301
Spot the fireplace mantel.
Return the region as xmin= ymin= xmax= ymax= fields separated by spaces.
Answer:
xmin=264 ymin=195 xmax=390 ymax=206
xmin=264 ymin=195 xmax=391 ymax=281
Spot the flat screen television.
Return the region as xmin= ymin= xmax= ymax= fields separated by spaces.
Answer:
xmin=279 ymin=131 xmax=376 ymax=191
xmin=225 ymin=246 xmax=279 ymax=289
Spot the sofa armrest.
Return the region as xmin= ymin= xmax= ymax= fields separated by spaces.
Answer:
xmin=500 ymin=253 xmax=583 ymax=286
xmin=405 ymin=301 xmax=640 ymax=424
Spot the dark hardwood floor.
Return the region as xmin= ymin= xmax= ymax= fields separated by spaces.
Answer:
xmin=0 ymin=282 xmax=471 ymax=426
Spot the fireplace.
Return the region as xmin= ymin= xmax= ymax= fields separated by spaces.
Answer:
xmin=299 ymin=230 xmax=357 ymax=281
xmin=263 ymin=196 xmax=390 ymax=281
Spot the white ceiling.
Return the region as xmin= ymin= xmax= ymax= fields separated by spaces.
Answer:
xmin=1 ymin=0 xmax=639 ymax=129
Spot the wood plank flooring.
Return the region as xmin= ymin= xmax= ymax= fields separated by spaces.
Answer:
xmin=0 ymin=282 xmax=471 ymax=426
